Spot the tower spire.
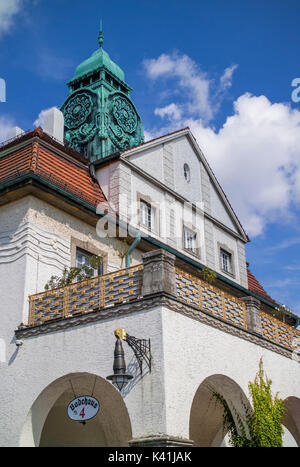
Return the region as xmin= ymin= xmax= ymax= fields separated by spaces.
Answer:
xmin=98 ymin=19 xmax=104 ymax=48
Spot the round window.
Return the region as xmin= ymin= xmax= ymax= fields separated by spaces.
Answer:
xmin=184 ymin=163 xmax=191 ymax=182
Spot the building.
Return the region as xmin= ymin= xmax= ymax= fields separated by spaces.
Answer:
xmin=0 ymin=28 xmax=299 ymax=447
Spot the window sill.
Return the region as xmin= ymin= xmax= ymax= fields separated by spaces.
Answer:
xmin=221 ymin=268 xmax=235 ymax=279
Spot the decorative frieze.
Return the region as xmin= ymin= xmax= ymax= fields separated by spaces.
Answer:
xmin=23 ymin=250 xmax=300 ymax=357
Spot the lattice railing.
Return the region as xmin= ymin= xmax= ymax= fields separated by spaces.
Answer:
xmin=260 ymin=311 xmax=300 ymax=350
xmin=28 ymin=263 xmax=300 ymax=354
xmin=175 ymin=267 xmax=300 ymax=352
xmin=29 ymin=264 xmax=143 ymax=326
xmin=175 ymin=267 xmax=247 ymax=329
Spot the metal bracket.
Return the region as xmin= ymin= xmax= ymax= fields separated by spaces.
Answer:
xmin=114 ymin=328 xmax=151 ymax=374
xmin=126 ymin=334 xmax=151 ymax=374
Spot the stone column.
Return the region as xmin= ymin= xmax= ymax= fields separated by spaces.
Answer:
xmin=142 ymin=249 xmax=176 ymax=297
xmin=241 ymin=296 xmax=262 ymax=335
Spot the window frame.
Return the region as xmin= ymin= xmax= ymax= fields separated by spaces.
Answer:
xmin=139 ymin=199 xmax=152 ymax=230
xmin=183 ymin=225 xmax=199 ymax=257
xmin=137 ymin=193 xmax=159 ymax=235
xmin=183 ymin=163 xmax=191 ymax=183
xmin=70 ymin=237 xmax=107 ymax=277
xmin=75 ymin=247 xmax=103 ymax=277
xmin=218 ymin=243 xmax=236 ymax=278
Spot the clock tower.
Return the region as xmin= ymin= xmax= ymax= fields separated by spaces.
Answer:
xmin=61 ymin=25 xmax=144 ymax=162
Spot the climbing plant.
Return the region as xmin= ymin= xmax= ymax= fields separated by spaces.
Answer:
xmin=44 ymin=255 xmax=102 ymax=290
xmin=212 ymin=359 xmax=285 ymax=447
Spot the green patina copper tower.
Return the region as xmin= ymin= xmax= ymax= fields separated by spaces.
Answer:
xmin=61 ymin=23 xmax=144 ymax=161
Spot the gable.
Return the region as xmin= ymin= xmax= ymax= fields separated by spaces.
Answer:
xmin=122 ymin=128 xmax=248 ymax=241
xmin=209 ymin=180 xmax=239 ymax=233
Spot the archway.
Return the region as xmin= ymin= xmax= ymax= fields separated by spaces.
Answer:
xmin=282 ymin=396 xmax=300 ymax=447
xmin=189 ymin=374 xmax=251 ymax=447
xmin=20 ymin=372 xmax=132 ymax=447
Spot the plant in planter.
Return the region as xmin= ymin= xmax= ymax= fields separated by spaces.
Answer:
xmin=44 ymin=255 xmax=102 ymax=290
xmin=202 ymin=266 xmax=217 ymax=284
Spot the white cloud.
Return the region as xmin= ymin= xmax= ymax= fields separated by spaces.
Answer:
xmin=0 ymin=115 xmax=15 ymax=143
xmin=219 ymin=64 xmax=238 ymax=91
xmin=188 ymin=94 xmax=300 ymax=237
xmin=154 ymin=103 xmax=182 ymax=121
xmin=144 ymin=52 xmax=300 ymax=237
xmin=144 ymin=53 xmax=220 ymax=122
xmin=0 ymin=0 xmax=22 ymax=36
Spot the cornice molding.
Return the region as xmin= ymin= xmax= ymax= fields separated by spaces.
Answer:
xmin=15 ymin=293 xmax=296 ymax=362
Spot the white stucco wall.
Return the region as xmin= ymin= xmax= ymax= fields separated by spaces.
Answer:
xmin=1 ymin=301 xmax=299 ymax=447
xmin=161 ymin=307 xmax=300 ymax=444
xmin=0 ymin=196 xmax=144 ymax=377
xmin=110 ymin=133 xmax=249 ymax=287
xmin=0 ymin=307 xmax=166 ymax=447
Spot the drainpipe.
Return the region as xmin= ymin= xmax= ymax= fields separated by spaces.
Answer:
xmin=125 ymin=234 xmax=141 ymax=268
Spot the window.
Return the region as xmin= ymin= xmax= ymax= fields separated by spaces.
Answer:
xmin=183 ymin=227 xmax=197 ymax=254
xmin=220 ymin=249 xmax=232 ymax=274
xmin=140 ymin=200 xmax=152 ymax=230
xmin=184 ymin=163 xmax=191 ymax=182
xmin=76 ymin=248 xmax=103 ymax=277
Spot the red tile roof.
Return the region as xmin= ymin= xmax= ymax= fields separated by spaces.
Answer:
xmin=0 ymin=128 xmax=108 ymax=210
xmin=247 ymin=267 xmax=278 ymax=305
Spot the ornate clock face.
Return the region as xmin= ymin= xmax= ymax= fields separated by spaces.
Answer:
xmin=64 ymin=92 xmax=92 ymax=129
xmin=111 ymin=95 xmax=137 ymax=135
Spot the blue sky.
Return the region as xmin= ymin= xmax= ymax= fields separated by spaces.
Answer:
xmin=1 ymin=0 xmax=300 ymax=314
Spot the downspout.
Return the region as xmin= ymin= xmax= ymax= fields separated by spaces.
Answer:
xmin=125 ymin=234 xmax=141 ymax=268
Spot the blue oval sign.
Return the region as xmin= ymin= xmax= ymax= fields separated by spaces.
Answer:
xmin=67 ymin=396 xmax=100 ymax=421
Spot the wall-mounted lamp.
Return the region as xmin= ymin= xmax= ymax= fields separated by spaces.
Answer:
xmin=106 ymin=329 xmax=151 ymax=391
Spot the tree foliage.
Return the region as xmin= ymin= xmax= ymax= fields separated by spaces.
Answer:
xmin=212 ymin=359 xmax=285 ymax=447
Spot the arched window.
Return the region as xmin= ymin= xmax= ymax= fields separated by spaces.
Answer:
xmin=183 ymin=163 xmax=190 ymax=182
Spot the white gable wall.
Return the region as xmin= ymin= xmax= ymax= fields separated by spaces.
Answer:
xmin=210 ymin=182 xmax=239 ymax=233
xmin=172 ymin=136 xmax=202 ymax=206
xmin=103 ymin=132 xmax=248 ymax=287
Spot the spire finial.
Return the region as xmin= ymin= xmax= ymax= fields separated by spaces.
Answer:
xmin=98 ymin=19 xmax=104 ymax=48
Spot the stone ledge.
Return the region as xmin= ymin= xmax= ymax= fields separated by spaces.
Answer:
xmin=129 ymin=435 xmax=194 ymax=447
xmin=15 ymin=293 xmax=296 ymax=362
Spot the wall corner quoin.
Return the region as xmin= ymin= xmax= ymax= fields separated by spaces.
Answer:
xmin=141 ymin=249 xmax=176 ymax=297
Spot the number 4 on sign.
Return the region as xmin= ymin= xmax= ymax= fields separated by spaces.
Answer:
xmin=79 ymin=408 xmax=85 ymax=419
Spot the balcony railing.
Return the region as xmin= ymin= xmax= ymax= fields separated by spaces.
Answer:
xmin=29 ymin=264 xmax=143 ymax=326
xmin=27 ymin=253 xmax=300 ymax=354
xmin=175 ymin=267 xmax=300 ymax=351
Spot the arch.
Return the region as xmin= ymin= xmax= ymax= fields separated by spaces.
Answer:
xmin=20 ymin=372 xmax=132 ymax=447
xmin=189 ymin=374 xmax=251 ymax=447
xmin=282 ymin=396 xmax=300 ymax=447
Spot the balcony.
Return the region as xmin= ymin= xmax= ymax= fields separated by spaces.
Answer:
xmin=25 ymin=249 xmax=299 ymax=354
xmin=29 ymin=264 xmax=143 ymax=325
